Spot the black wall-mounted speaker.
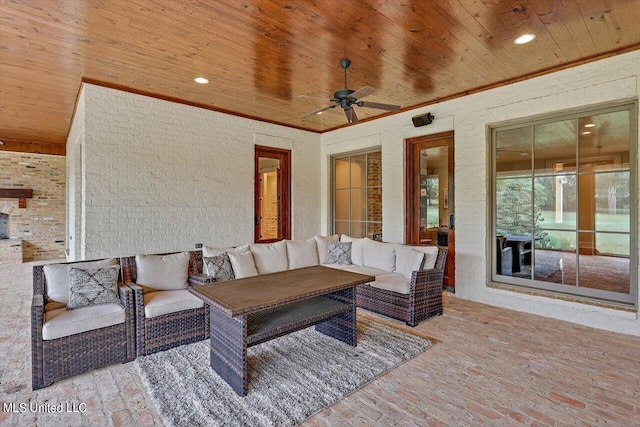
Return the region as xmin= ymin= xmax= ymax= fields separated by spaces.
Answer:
xmin=412 ymin=112 xmax=434 ymax=127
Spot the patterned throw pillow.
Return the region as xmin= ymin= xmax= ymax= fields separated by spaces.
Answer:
xmin=326 ymin=241 xmax=352 ymax=265
xmin=203 ymin=252 xmax=235 ymax=282
xmin=67 ymin=265 xmax=121 ymax=310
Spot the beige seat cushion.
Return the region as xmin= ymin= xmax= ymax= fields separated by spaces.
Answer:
xmin=43 ymin=258 xmax=118 ymax=307
xmin=143 ymin=290 xmax=204 ymax=319
xmin=42 ymin=303 xmax=125 ymax=340
xmin=347 ymin=265 xmax=388 ymax=277
xmin=321 ymin=264 xmax=387 ymax=277
xmin=369 ymin=273 xmax=412 ymax=295
xmin=321 ymin=263 xmax=353 ymax=272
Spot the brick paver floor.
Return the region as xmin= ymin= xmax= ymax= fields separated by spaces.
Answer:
xmin=1 ymin=261 xmax=638 ymax=426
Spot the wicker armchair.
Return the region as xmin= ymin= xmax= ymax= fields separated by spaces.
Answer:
xmin=356 ymin=247 xmax=447 ymax=326
xmin=31 ymin=260 xmax=135 ymax=390
xmin=120 ymin=250 xmax=213 ymax=356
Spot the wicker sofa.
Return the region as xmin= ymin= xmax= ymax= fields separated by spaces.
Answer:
xmin=320 ymin=236 xmax=447 ymax=326
xmin=31 ymin=238 xmax=445 ymax=389
xmin=120 ymin=250 xmax=213 ymax=356
xmin=354 ymin=247 xmax=447 ymax=326
xmin=31 ymin=258 xmax=135 ymax=390
xmin=202 ymin=235 xmax=447 ymax=327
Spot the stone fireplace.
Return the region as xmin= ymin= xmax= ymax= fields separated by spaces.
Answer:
xmin=0 ymin=205 xmax=23 ymax=264
xmin=0 ymin=152 xmax=66 ymax=262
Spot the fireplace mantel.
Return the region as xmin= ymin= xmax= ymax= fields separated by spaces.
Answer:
xmin=0 ymin=188 xmax=33 ymax=208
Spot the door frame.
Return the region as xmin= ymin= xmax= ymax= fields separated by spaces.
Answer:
xmin=254 ymin=145 xmax=291 ymax=243
xmin=405 ymin=131 xmax=455 ymax=287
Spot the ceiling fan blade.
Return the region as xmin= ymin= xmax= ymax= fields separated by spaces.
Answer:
xmin=350 ymin=86 xmax=377 ymax=100
xmin=301 ymin=104 xmax=337 ymax=119
xmin=345 ymin=108 xmax=359 ymax=124
xmin=359 ymin=101 xmax=401 ymax=111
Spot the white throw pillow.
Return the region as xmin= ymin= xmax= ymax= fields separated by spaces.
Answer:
xmin=44 ymin=258 xmax=118 ymax=306
xmin=395 ymin=245 xmax=426 ymax=279
xmin=340 ymin=235 xmax=365 ymax=266
xmin=202 ymin=244 xmax=249 ymax=258
xmin=249 ymin=241 xmax=288 ymax=275
xmin=314 ymin=235 xmax=339 ymax=264
xmin=406 ymin=245 xmax=439 ymax=270
xmin=135 ymin=252 xmax=190 ymax=291
xmin=228 ymin=251 xmax=258 ymax=279
xmin=363 ymin=238 xmax=396 ymax=273
xmin=286 ymin=238 xmax=319 ymax=270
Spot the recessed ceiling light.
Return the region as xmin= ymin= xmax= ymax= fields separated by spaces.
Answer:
xmin=514 ymin=34 xmax=535 ymax=45
xmin=584 ymin=123 xmax=595 ymax=128
xmin=582 ymin=131 xmax=592 ymax=135
xmin=194 ymin=77 xmax=209 ymax=84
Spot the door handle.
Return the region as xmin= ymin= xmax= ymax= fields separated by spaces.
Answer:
xmin=449 ymin=214 xmax=455 ymax=230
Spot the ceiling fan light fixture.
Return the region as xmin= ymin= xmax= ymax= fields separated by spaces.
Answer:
xmin=514 ymin=34 xmax=535 ymax=45
xmin=300 ymin=59 xmax=399 ymax=123
xmin=194 ymin=77 xmax=209 ymax=84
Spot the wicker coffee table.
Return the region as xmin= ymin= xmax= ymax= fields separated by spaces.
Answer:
xmin=190 ymin=266 xmax=374 ymax=396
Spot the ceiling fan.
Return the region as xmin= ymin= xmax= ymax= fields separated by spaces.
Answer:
xmin=300 ymin=59 xmax=401 ymax=124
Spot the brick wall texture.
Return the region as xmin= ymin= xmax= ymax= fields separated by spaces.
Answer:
xmin=0 ymin=152 xmax=65 ymax=261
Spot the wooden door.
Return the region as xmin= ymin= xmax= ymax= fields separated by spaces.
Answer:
xmin=405 ymin=131 xmax=455 ymax=289
xmin=255 ymin=146 xmax=291 ymax=243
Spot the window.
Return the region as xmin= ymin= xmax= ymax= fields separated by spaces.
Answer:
xmin=332 ymin=150 xmax=382 ymax=239
xmin=491 ymin=103 xmax=637 ymax=305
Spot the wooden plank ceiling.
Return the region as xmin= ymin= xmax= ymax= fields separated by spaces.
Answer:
xmin=1 ymin=0 xmax=639 ymax=155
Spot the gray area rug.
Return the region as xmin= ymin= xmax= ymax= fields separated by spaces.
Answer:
xmin=136 ymin=318 xmax=432 ymax=427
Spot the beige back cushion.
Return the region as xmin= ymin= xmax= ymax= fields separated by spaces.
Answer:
xmin=44 ymin=258 xmax=118 ymax=306
xmin=395 ymin=245 xmax=426 ymax=279
xmin=249 ymin=241 xmax=288 ymax=275
xmin=135 ymin=252 xmax=190 ymax=291
xmin=286 ymin=238 xmax=319 ymax=270
xmin=406 ymin=245 xmax=439 ymax=270
xmin=202 ymin=244 xmax=249 ymax=258
xmin=314 ymin=235 xmax=339 ymax=264
xmin=340 ymin=235 xmax=366 ymax=266
xmin=228 ymin=251 xmax=259 ymax=279
xmin=363 ymin=238 xmax=396 ymax=273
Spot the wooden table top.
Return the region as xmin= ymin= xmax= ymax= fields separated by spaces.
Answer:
xmin=189 ymin=266 xmax=374 ymax=316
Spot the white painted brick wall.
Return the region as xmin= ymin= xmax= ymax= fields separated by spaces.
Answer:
xmin=71 ymin=84 xmax=320 ymax=258
xmin=66 ymin=89 xmax=85 ymax=260
xmin=321 ymin=51 xmax=640 ymax=336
